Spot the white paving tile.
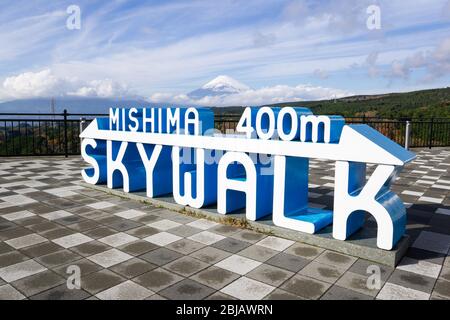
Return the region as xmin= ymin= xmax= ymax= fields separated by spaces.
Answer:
xmin=0 ymin=260 xmax=47 ymax=283
xmin=52 ymin=233 xmax=93 ymax=248
xmin=40 ymin=210 xmax=73 ymax=221
xmin=2 ymin=210 xmax=35 ymax=221
xmin=96 ymin=280 xmax=153 ymax=300
xmin=256 ymin=236 xmax=294 ymax=251
xmin=5 ymin=234 xmax=47 ymax=249
xmin=221 ymin=277 xmax=275 ymax=300
xmin=397 ymin=257 xmax=442 ymax=279
xmin=0 ymin=284 xmax=26 ymax=300
xmin=114 ymin=209 xmax=147 ymax=219
xmin=0 ymin=194 xmax=37 ymax=205
xmin=87 ymin=249 xmax=132 ymax=268
xmin=401 ymin=190 xmax=423 ymax=197
xmin=377 ymin=283 xmax=430 ymax=300
xmin=87 ymin=201 xmax=116 ymax=209
xmin=186 ymin=219 xmax=219 ymax=230
xmin=143 ymin=232 xmax=182 ymax=246
xmin=188 ymin=231 xmax=225 ymax=245
xmin=432 ymin=184 xmax=450 ymax=190
xmin=98 ymin=232 xmax=138 ymax=247
xmin=147 ymin=219 xmax=182 ymax=231
xmin=14 ymin=188 xmax=38 ymax=194
xmin=419 ymin=196 xmax=443 ymax=204
xmin=215 ymin=255 xmax=261 ymax=275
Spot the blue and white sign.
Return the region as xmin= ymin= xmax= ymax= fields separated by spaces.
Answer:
xmin=80 ymin=106 xmax=416 ymax=250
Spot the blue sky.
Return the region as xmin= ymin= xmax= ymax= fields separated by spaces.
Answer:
xmin=0 ymin=0 xmax=449 ymax=105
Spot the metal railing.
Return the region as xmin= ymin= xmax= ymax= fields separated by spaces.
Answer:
xmin=0 ymin=111 xmax=449 ymax=157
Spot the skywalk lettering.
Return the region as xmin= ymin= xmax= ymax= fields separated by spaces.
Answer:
xmin=80 ymin=106 xmax=416 ymax=250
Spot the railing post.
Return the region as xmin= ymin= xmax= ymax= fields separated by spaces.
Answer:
xmin=79 ymin=117 xmax=87 ymax=154
xmin=63 ymin=109 xmax=68 ymax=158
xmin=428 ymin=118 xmax=434 ymax=149
xmin=405 ymin=120 xmax=411 ymax=150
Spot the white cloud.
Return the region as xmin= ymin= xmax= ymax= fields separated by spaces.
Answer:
xmin=150 ymin=84 xmax=352 ymax=107
xmin=386 ymin=37 xmax=450 ymax=81
xmin=1 ymin=69 xmax=129 ymax=100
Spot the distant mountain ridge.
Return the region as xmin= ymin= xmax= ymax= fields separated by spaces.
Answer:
xmin=0 ymin=86 xmax=448 ymax=119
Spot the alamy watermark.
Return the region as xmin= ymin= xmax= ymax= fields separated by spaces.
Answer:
xmin=66 ymin=5 xmax=81 ymax=30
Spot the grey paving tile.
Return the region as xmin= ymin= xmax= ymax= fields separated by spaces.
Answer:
xmin=125 ymin=226 xmax=159 ymax=238
xmin=107 ymin=219 xmax=142 ymax=232
xmin=96 ymin=280 xmax=153 ymax=300
xmin=439 ymin=266 xmax=450 ymax=282
xmin=164 ymin=256 xmax=209 ymax=277
xmin=299 ymin=261 xmax=347 ymax=284
xmin=166 ymin=239 xmax=205 ymax=254
xmin=190 ymin=266 xmax=240 ymax=290
xmin=118 ymin=240 xmax=159 ymax=256
xmin=264 ymin=288 xmax=304 ymax=300
xmin=212 ymin=237 xmax=251 ymax=253
xmin=19 ymin=242 xmax=63 ymax=259
xmin=231 ymin=230 xmax=266 ymax=243
xmin=314 ymin=250 xmax=357 ymax=269
xmin=52 ymin=259 xmax=102 ymax=279
xmin=189 ymin=247 xmax=232 ymax=264
xmin=0 ymin=251 xmax=29 ymax=268
xmin=83 ymin=226 xmax=117 ymax=239
xmin=321 ymin=285 xmax=373 ymax=300
xmin=412 ymin=231 xmax=450 ymax=254
xmin=247 ymin=264 xmax=294 ymax=287
xmin=133 ymin=268 xmax=184 ymax=292
xmin=40 ymin=227 xmax=76 ymax=240
xmin=35 ymin=250 xmax=83 ymax=268
xmin=69 ymin=240 xmax=112 ymax=257
xmin=0 ymin=227 xmax=33 ymax=241
xmin=11 ymin=269 xmax=65 ymax=297
xmin=139 ymin=248 xmax=182 ymax=266
xmin=209 ymin=224 xmax=241 ymax=236
xmin=205 ymin=292 xmax=236 ymax=300
xmin=266 ymin=252 xmax=310 ymax=272
xmin=432 ymin=279 xmax=450 ymax=299
xmin=238 ymin=245 xmax=279 ymax=262
xmin=159 ymin=279 xmax=215 ymax=300
xmin=109 ymin=258 xmax=157 ymax=279
xmin=280 ymin=274 xmax=331 ymax=299
xmin=80 ymin=269 xmax=127 ymax=295
xmin=335 ymin=271 xmax=381 ymax=297
xmin=348 ymin=259 xmax=394 ymax=282
xmin=387 ymin=269 xmax=436 ymax=294
xmin=284 ymin=242 xmax=324 ymax=260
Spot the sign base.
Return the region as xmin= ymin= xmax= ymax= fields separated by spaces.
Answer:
xmin=80 ymin=182 xmax=410 ymax=267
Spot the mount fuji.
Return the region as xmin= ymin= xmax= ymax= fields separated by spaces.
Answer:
xmin=187 ymin=75 xmax=250 ymax=99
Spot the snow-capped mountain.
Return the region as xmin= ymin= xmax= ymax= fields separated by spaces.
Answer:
xmin=188 ymin=75 xmax=250 ymax=99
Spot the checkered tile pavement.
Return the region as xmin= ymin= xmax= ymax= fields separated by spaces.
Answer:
xmin=0 ymin=148 xmax=449 ymax=300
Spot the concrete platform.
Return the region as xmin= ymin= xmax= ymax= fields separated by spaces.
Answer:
xmin=81 ymin=182 xmax=410 ymax=267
